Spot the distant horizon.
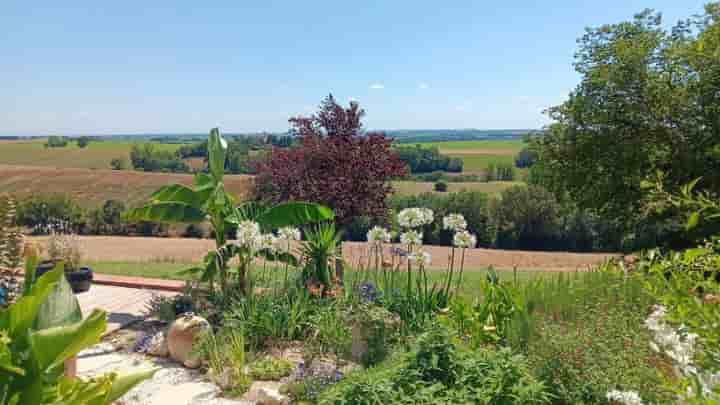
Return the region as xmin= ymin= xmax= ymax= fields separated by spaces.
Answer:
xmin=0 ymin=128 xmax=539 ymax=138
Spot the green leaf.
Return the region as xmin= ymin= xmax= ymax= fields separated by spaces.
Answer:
xmin=257 ymin=202 xmax=335 ymax=230
xmin=125 ymin=202 xmax=206 ymax=224
xmin=0 ymin=265 xmax=63 ymax=337
xmin=34 ymin=270 xmax=83 ymax=331
xmin=28 ymin=309 xmax=106 ymax=372
xmin=208 ymin=128 xmax=227 ymax=182
xmin=103 ymin=368 xmax=158 ymax=403
xmin=686 ymin=211 xmax=701 ymax=231
xmin=149 ymin=184 xmax=210 ymax=208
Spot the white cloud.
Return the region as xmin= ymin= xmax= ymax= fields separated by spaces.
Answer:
xmin=418 ymin=83 xmax=429 ymax=90
xmin=369 ymin=83 xmax=385 ymax=90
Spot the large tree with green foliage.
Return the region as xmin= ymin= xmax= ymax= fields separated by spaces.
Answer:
xmin=531 ymin=4 xmax=720 ymax=237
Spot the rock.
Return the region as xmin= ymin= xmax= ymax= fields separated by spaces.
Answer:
xmin=257 ymin=387 xmax=289 ymax=405
xmin=167 ymin=313 xmax=210 ymax=368
xmin=350 ymin=323 xmax=368 ymax=363
xmin=147 ymin=332 xmax=169 ymax=357
xmin=244 ymin=381 xmax=284 ymax=403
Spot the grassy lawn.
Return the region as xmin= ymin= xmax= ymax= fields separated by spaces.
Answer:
xmin=0 ymin=139 xmax=186 ymax=169
xmin=89 ymin=259 xmax=558 ymax=297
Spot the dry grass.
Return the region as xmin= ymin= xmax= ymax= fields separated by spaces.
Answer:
xmin=0 ymin=164 xmax=253 ymax=207
xmin=28 ymin=235 xmax=618 ymax=272
xmin=0 ymin=139 xmax=185 ymax=170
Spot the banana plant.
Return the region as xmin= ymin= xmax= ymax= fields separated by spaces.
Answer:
xmin=0 ymin=260 xmax=154 ymax=404
xmin=125 ymin=128 xmax=334 ymax=292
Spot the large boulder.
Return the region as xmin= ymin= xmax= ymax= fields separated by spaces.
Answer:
xmin=167 ymin=313 xmax=210 ymax=368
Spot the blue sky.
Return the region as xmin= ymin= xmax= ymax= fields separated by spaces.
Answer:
xmin=0 ymin=1 xmax=708 ymax=135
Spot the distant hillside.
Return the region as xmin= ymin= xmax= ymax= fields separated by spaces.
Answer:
xmin=385 ymin=129 xmax=538 ymax=143
xmin=1 ymin=129 xmax=541 ymax=144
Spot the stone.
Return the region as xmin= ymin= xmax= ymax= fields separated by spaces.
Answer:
xmin=256 ymin=387 xmax=289 ymax=405
xmin=167 ymin=313 xmax=210 ymax=369
xmin=244 ymin=381 xmax=285 ymax=403
xmin=147 ymin=332 xmax=169 ymax=357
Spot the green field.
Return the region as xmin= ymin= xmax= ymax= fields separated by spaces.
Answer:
xmin=411 ymin=139 xmax=525 ymax=172
xmin=0 ymin=139 xmax=185 ymax=169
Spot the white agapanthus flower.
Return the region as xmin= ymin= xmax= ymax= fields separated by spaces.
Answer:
xmin=397 ymin=208 xmax=434 ymax=228
xmin=453 ymin=230 xmax=477 ymax=248
xmin=644 ymin=305 xmax=698 ymax=375
xmin=236 ymin=220 xmax=262 ymax=250
xmin=274 ymin=226 xmax=301 ymax=253
xmin=408 ymin=250 xmax=431 ymax=267
xmin=443 ymin=213 xmax=467 ymax=232
xmin=277 ymin=226 xmax=301 ymax=242
xmin=367 ymin=226 xmax=392 ymax=245
xmin=258 ymin=233 xmax=277 ymax=253
xmin=400 ymin=230 xmax=423 ymax=246
xmin=606 ymin=390 xmax=643 ymax=405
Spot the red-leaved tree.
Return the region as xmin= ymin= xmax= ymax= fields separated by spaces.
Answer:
xmin=256 ymin=94 xmax=407 ymax=227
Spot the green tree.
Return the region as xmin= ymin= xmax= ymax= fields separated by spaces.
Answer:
xmin=76 ymin=136 xmax=90 ymax=148
xmin=531 ymin=4 xmax=720 ymax=238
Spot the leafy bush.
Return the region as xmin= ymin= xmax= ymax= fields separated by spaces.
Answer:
xmin=44 ymin=135 xmax=67 ymax=148
xmin=515 ymin=146 xmax=537 ymax=168
xmin=76 ymin=136 xmax=90 ymax=148
xmin=395 ymin=144 xmax=463 ymax=173
xmin=129 ymin=143 xmax=189 ymax=173
xmin=319 ymin=323 xmax=550 ymax=404
xmin=17 ymin=194 xmax=84 ymax=234
xmin=488 ymin=185 xmax=562 ymax=250
xmin=433 ymin=181 xmax=448 ymax=192
xmin=248 ymin=357 xmax=294 ymax=380
xmin=0 ymin=261 xmax=153 ymax=403
xmin=484 ymin=162 xmax=515 ymax=181
xmin=517 ymin=269 xmax=673 ymax=404
xmin=110 ymin=157 xmax=128 ymax=170
xmin=389 ymin=191 xmax=491 ymax=246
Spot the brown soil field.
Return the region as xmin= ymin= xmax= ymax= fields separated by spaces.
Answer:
xmin=0 ymin=164 xmax=253 ymax=207
xmin=28 ymin=236 xmax=618 ymax=272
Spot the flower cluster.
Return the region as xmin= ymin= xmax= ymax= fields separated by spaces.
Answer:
xmin=644 ymin=305 xmax=697 ymax=374
xmin=235 ymin=220 xmax=262 ymax=250
xmin=400 ymin=230 xmax=423 ymax=247
xmin=367 ymin=226 xmax=392 ymax=245
xmin=442 ymin=213 xmax=467 ymax=232
xmin=644 ymin=305 xmax=719 ymax=398
xmin=606 ymin=390 xmax=643 ymax=405
xmin=397 ymin=208 xmax=434 ymax=229
xmin=235 ymin=221 xmax=289 ymax=254
xmin=453 ymin=230 xmax=477 ymax=249
xmin=46 ymin=231 xmax=82 ymax=270
xmin=408 ymin=250 xmax=431 ymax=268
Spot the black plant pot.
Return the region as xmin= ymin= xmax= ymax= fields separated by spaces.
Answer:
xmin=36 ymin=261 xmax=93 ymax=294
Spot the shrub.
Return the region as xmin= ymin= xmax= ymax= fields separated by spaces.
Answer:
xmin=433 ymin=181 xmax=448 ymax=192
xmin=319 ymin=323 xmax=550 ymax=404
xmin=248 ymin=357 xmax=294 ymax=380
xmin=517 ymin=269 xmax=674 ymax=404
xmin=255 ymin=94 xmax=407 ymax=227
xmin=389 ymin=191 xmax=491 ymax=246
xmin=487 ymin=185 xmax=562 ymax=250
xmin=44 ymin=135 xmax=67 ymax=148
xmin=17 ymin=194 xmax=84 ymax=234
xmin=46 ymin=231 xmax=83 ymax=270
xmin=129 ymin=143 xmax=189 ymax=173
xmin=395 ymin=145 xmax=463 ymax=173
xmin=110 ymin=157 xmax=128 ymax=170
xmin=515 ymin=147 xmax=537 ymax=168
xmin=76 ymin=136 xmax=90 ymax=148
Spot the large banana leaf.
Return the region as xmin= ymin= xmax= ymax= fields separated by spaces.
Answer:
xmin=148 ymin=184 xmax=211 ymax=208
xmin=0 ymin=266 xmax=62 ymax=338
xmin=29 ymin=309 xmax=106 ymax=372
xmin=256 ymin=202 xmax=335 ymax=230
xmin=124 ymin=202 xmax=206 ymax=224
xmin=208 ymin=128 xmax=227 ymax=181
xmin=34 ymin=263 xmax=82 ymax=331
